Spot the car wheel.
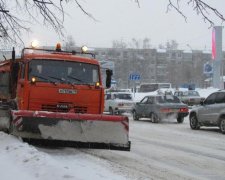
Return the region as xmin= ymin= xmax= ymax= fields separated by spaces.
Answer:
xmin=109 ymin=107 xmax=114 ymax=115
xmin=219 ymin=119 xmax=225 ymax=134
xmin=133 ymin=110 xmax=139 ymax=121
xmin=177 ymin=116 xmax=184 ymax=123
xmin=151 ymin=113 xmax=159 ymax=123
xmin=189 ymin=114 xmax=200 ymax=130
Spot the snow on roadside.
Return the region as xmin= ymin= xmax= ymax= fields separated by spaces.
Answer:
xmin=196 ymin=87 xmax=219 ymax=98
xmin=0 ymin=132 xmax=125 ymax=180
xmin=133 ymin=87 xmax=219 ymax=102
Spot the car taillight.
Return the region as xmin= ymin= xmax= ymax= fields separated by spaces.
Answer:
xmin=160 ymin=108 xmax=171 ymax=113
xmin=118 ymin=103 xmax=124 ymax=106
xmin=180 ymin=107 xmax=188 ymax=112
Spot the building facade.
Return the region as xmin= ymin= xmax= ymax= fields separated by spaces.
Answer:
xmin=95 ymin=48 xmax=225 ymax=89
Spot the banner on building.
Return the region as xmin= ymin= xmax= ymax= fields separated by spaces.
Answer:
xmin=212 ymin=27 xmax=216 ymax=60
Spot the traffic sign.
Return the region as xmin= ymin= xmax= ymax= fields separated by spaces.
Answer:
xmin=203 ymin=63 xmax=213 ymax=74
xmin=129 ymin=73 xmax=141 ymax=81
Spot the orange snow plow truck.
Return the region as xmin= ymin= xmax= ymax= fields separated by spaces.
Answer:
xmin=0 ymin=45 xmax=130 ymax=151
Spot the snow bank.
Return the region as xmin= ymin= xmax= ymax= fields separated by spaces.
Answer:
xmin=0 ymin=132 xmax=125 ymax=180
xmin=133 ymin=87 xmax=219 ymax=102
xmin=196 ymin=87 xmax=219 ymax=98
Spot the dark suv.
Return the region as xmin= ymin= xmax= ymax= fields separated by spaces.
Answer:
xmin=189 ymin=90 xmax=225 ymax=134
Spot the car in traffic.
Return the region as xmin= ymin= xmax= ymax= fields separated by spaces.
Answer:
xmin=132 ymin=94 xmax=189 ymax=123
xmin=174 ymin=90 xmax=205 ymax=106
xmin=104 ymin=92 xmax=134 ymax=115
xmin=189 ymin=90 xmax=225 ymax=134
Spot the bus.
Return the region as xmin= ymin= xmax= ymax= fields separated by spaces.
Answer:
xmin=139 ymin=83 xmax=172 ymax=93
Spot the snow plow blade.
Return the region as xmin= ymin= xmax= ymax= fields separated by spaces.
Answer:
xmin=10 ymin=110 xmax=130 ymax=151
xmin=0 ymin=108 xmax=10 ymax=132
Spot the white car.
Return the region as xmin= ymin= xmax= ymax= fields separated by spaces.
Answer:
xmin=104 ymin=92 xmax=134 ymax=115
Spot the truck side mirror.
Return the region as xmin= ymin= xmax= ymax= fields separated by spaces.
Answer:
xmin=106 ymin=69 xmax=113 ymax=88
xmin=18 ymin=79 xmax=25 ymax=85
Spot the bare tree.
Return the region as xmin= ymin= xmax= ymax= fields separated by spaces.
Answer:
xmin=166 ymin=40 xmax=178 ymax=50
xmin=143 ymin=38 xmax=151 ymax=49
xmin=64 ymin=35 xmax=76 ymax=50
xmin=131 ymin=38 xmax=140 ymax=49
xmin=128 ymin=38 xmax=151 ymax=49
xmin=0 ymin=0 xmax=93 ymax=46
xmin=135 ymin=0 xmax=225 ymax=27
xmin=158 ymin=44 xmax=165 ymax=49
xmin=166 ymin=0 xmax=225 ymax=27
xmin=0 ymin=0 xmax=224 ymax=46
xmin=112 ymin=39 xmax=127 ymax=49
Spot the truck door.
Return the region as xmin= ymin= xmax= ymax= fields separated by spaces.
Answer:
xmin=16 ymin=63 xmax=26 ymax=109
xmin=104 ymin=93 xmax=111 ymax=112
xmin=0 ymin=71 xmax=10 ymax=100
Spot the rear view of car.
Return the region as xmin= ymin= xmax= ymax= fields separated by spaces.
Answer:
xmin=104 ymin=92 xmax=134 ymax=115
xmin=132 ymin=94 xmax=189 ymax=123
xmin=174 ymin=90 xmax=205 ymax=106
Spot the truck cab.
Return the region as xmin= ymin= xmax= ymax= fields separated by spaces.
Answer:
xmin=15 ymin=47 xmax=105 ymax=114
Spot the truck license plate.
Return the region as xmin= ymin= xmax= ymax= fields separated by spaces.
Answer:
xmin=59 ymin=89 xmax=77 ymax=94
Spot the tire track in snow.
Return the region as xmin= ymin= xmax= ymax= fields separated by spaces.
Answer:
xmin=132 ymin=136 xmax=225 ymax=162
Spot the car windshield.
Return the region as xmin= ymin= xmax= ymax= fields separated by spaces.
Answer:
xmin=183 ymin=91 xmax=200 ymax=96
xmin=140 ymin=84 xmax=159 ymax=92
xmin=156 ymin=95 xmax=181 ymax=103
xmin=28 ymin=59 xmax=99 ymax=85
xmin=139 ymin=83 xmax=171 ymax=92
xmin=115 ymin=94 xmax=132 ymax=100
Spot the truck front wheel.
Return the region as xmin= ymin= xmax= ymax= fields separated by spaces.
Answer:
xmin=109 ymin=107 xmax=114 ymax=115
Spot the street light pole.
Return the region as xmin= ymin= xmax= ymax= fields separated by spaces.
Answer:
xmin=212 ymin=26 xmax=223 ymax=89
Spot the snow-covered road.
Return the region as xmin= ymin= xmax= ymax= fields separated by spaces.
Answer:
xmin=1 ymin=114 xmax=225 ymax=180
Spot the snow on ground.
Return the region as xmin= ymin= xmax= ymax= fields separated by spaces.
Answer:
xmin=133 ymin=87 xmax=219 ymax=102
xmin=196 ymin=87 xmax=219 ymax=98
xmin=0 ymin=132 xmax=125 ymax=180
xmin=0 ymin=87 xmax=224 ymax=180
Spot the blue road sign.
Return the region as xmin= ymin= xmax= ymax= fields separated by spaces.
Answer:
xmin=129 ymin=73 xmax=141 ymax=81
xmin=203 ymin=63 xmax=213 ymax=74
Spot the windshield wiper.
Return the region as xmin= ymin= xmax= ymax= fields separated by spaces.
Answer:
xmin=67 ymin=75 xmax=83 ymax=82
xmin=32 ymin=74 xmax=57 ymax=85
xmin=48 ymin=76 xmax=74 ymax=87
xmin=67 ymin=75 xmax=93 ymax=87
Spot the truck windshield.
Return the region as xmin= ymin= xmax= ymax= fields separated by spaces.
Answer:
xmin=0 ymin=72 xmax=10 ymax=97
xmin=28 ymin=59 xmax=100 ymax=85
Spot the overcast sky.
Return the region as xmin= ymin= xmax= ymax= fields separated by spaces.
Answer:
xmin=23 ymin=0 xmax=225 ymax=50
